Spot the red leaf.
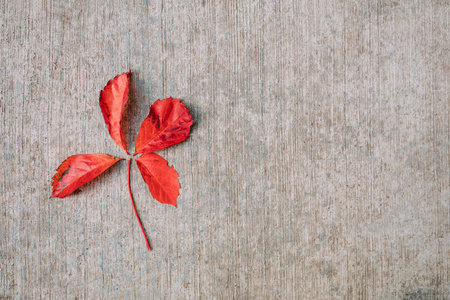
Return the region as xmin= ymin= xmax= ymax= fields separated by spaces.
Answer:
xmin=51 ymin=154 xmax=123 ymax=198
xmin=136 ymin=153 xmax=181 ymax=207
xmin=99 ymin=72 xmax=131 ymax=154
xmin=134 ymin=97 xmax=193 ymax=154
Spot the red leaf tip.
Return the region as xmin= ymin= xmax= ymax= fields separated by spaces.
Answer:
xmin=136 ymin=153 xmax=181 ymax=207
xmin=99 ymin=72 xmax=132 ymax=154
xmin=51 ymin=154 xmax=122 ymax=198
xmin=135 ymin=97 xmax=193 ymax=154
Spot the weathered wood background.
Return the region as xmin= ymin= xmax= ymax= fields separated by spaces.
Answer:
xmin=1 ymin=0 xmax=449 ymax=299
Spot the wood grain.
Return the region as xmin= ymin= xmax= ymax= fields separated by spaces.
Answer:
xmin=1 ymin=0 xmax=449 ymax=299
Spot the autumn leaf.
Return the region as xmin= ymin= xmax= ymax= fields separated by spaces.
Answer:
xmin=136 ymin=153 xmax=181 ymax=207
xmin=134 ymin=97 xmax=193 ymax=154
xmin=51 ymin=154 xmax=123 ymax=198
xmin=51 ymin=72 xmax=193 ymax=251
xmin=99 ymin=71 xmax=131 ymax=154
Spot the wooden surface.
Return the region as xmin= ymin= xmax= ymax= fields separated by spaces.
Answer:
xmin=1 ymin=0 xmax=449 ymax=299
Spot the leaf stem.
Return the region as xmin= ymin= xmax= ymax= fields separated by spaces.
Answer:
xmin=128 ymin=159 xmax=151 ymax=251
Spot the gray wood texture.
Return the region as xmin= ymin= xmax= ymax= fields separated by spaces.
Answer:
xmin=1 ymin=0 xmax=449 ymax=299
